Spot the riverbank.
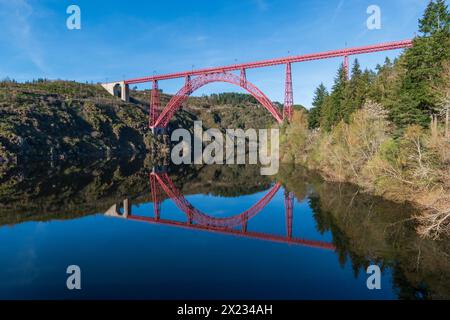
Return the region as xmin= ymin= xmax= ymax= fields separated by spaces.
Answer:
xmin=279 ymin=2 xmax=450 ymax=238
xmin=280 ymin=108 xmax=450 ymax=238
xmin=276 ymin=164 xmax=450 ymax=299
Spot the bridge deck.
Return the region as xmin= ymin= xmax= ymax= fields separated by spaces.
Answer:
xmin=127 ymin=215 xmax=335 ymax=251
xmin=124 ymin=39 xmax=412 ymax=84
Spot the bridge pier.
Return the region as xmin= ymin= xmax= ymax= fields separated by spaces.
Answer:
xmin=185 ymin=75 xmax=192 ymax=94
xmin=150 ymin=174 xmax=161 ymax=220
xmin=284 ymin=191 xmax=294 ymax=239
xmin=105 ymin=198 xmax=131 ymax=218
xmin=150 ymin=80 xmax=161 ymax=129
xmin=343 ymin=55 xmax=349 ymax=79
xmin=101 ymin=81 xmax=129 ymax=102
xmin=241 ymin=213 xmax=248 ymax=233
xmin=284 ymin=63 xmax=293 ymax=121
xmin=240 ymin=68 xmax=247 ymax=87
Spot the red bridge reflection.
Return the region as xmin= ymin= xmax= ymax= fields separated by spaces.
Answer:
xmin=106 ymin=172 xmax=335 ymax=251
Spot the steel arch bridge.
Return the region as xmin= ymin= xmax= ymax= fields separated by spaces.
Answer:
xmin=151 ymin=172 xmax=282 ymax=228
xmin=153 ymin=72 xmax=284 ymax=128
xmin=105 ymin=172 xmax=335 ymax=250
xmin=102 ymin=39 xmax=413 ymax=130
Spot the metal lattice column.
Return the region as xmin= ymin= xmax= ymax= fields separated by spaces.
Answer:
xmin=284 ymin=63 xmax=293 ymax=121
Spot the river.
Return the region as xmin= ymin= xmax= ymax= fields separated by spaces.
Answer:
xmin=0 ymin=158 xmax=449 ymax=299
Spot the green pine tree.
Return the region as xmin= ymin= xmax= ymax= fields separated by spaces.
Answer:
xmin=390 ymin=0 xmax=450 ymax=128
xmin=308 ymin=83 xmax=328 ymax=129
xmin=368 ymin=57 xmax=399 ymax=104
xmin=320 ymin=64 xmax=347 ymax=131
xmin=342 ymin=59 xmax=371 ymax=122
xmin=419 ymin=0 xmax=450 ymax=36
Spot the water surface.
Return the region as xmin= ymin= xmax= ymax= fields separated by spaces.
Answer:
xmin=0 ymin=160 xmax=449 ymax=299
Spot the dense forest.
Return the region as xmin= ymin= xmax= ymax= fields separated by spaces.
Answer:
xmin=307 ymin=0 xmax=449 ymax=132
xmin=281 ymin=0 xmax=450 ymax=238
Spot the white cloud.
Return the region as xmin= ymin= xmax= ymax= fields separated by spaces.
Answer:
xmin=0 ymin=0 xmax=48 ymax=72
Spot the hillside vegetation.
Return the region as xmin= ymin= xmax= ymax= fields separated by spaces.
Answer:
xmin=281 ymin=0 xmax=450 ymax=238
xmin=131 ymin=90 xmax=278 ymax=131
xmin=0 ymin=80 xmax=152 ymax=163
xmin=1 ymin=1 xmax=448 ymax=239
xmin=0 ymin=80 xmax=277 ymax=167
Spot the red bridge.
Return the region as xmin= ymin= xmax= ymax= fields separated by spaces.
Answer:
xmin=106 ymin=172 xmax=335 ymax=250
xmin=103 ymin=39 xmax=413 ymax=131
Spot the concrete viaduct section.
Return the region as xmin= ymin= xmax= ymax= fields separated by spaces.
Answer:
xmin=105 ymin=198 xmax=131 ymax=218
xmin=101 ymin=81 xmax=130 ymax=102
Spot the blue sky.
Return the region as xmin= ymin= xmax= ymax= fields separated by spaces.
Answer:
xmin=0 ymin=0 xmax=433 ymax=107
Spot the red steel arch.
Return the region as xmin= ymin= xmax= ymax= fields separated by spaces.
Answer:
xmin=152 ymin=172 xmax=281 ymax=228
xmin=119 ymin=40 xmax=413 ymax=128
xmin=152 ymin=72 xmax=284 ymax=128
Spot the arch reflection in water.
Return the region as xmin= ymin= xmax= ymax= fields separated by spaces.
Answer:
xmin=105 ymin=171 xmax=335 ymax=251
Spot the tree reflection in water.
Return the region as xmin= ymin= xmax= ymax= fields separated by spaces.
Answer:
xmin=0 ymin=159 xmax=449 ymax=299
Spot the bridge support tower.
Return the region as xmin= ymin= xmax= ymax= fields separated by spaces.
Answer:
xmin=284 ymin=63 xmax=293 ymax=122
xmin=343 ymin=55 xmax=349 ymax=80
xmin=284 ymin=191 xmax=294 ymax=239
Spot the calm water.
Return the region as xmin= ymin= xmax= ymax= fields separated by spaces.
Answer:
xmin=0 ymin=159 xmax=449 ymax=299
